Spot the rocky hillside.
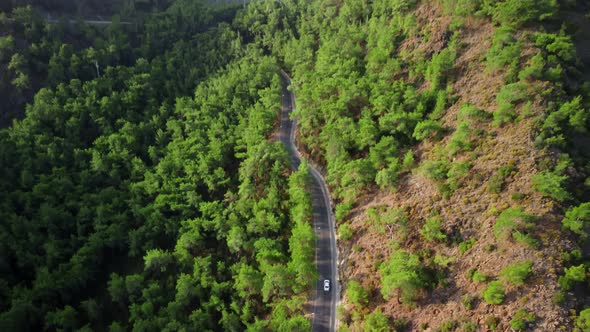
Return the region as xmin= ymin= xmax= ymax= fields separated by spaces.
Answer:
xmin=239 ymin=0 xmax=590 ymax=330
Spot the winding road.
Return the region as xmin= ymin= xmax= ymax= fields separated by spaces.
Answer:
xmin=279 ymin=71 xmax=339 ymax=332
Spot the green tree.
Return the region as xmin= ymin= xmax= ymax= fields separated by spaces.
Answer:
xmin=347 ymin=280 xmax=369 ymax=307
xmin=575 ymin=308 xmax=590 ymax=332
xmin=532 ymin=171 xmax=570 ymax=202
xmin=562 ymin=203 xmax=590 ymax=240
xmin=483 ymin=281 xmax=505 ymax=305
xmin=420 ymin=216 xmax=446 ymax=242
xmin=380 ymin=250 xmax=434 ymax=304
xmin=363 ymin=308 xmax=391 ymax=332
xmin=499 ymin=261 xmax=533 ymax=286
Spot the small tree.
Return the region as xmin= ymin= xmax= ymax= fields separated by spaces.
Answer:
xmin=558 ymin=264 xmax=587 ymax=290
xmin=363 ymin=308 xmax=391 ymax=332
xmin=483 ymin=281 xmax=505 ymax=305
xmin=576 ymin=308 xmax=590 ymax=332
xmin=420 ymin=216 xmax=446 ymax=242
xmin=380 ymin=250 xmax=434 ymax=305
xmin=562 ymin=203 xmax=590 ymax=240
xmin=532 ymin=171 xmax=571 ymax=202
xmin=347 ymin=280 xmax=369 ymax=307
xmin=499 ymin=261 xmax=533 ymax=286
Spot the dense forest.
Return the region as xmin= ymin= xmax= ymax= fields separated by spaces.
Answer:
xmin=0 ymin=0 xmax=589 ymax=331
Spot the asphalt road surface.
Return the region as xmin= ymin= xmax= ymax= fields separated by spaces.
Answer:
xmin=279 ymin=71 xmax=338 ymax=332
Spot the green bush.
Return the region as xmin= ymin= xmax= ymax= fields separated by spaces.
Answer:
xmin=458 ymin=103 xmax=491 ymax=122
xmin=446 ymin=161 xmax=471 ymax=194
xmin=363 ymin=308 xmax=390 ymax=331
xmin=494 ymin=207 xmax=536 ymax=242
xmin=483 ymin=281 xmax=505 ymax=305
xmin=486 ymin=26 xmax=522 ymax=76
xmin=447 ymin=121 xmax=473 ymax=156
xmin=558 ymin=264 xmax=587 ymax=290
xmin=458 ymin=238 xmax=477 ymax=254
xmin=402 ymin=150 xmax=416 ymax=171
xmin=338 ymin=223 xmax=354 ymax=241
xmin=462 ymin=321 xmax=478 ymax=332
xmin=576 ymin=308 xmax=590 ymax=332
xmin=466 ymin=268 xmax=488 ymax=283
xmin=426 ymin=47 xmax=456 ymax=91
xmin=421 ymin=216 xmax=446 ymax=242
xmin=347 ymin=280 xmax=368 ymax=307
xmin=421 ymin=158 xmax=451 ymax=182
xmin=461 ymin=294 xmax=476 ymax=310
xmin=532 ymin=171 xmax=571 ymax=202
xmin=488 ymin=164 xmax=516 ymax=194
xmin=513 ymin=231 xmax=539 ymax=249
xmin=375 ymin=160 xmax=402 ymax=190
xmin=485 ymin=316 xmax=500 ymax=330
xmin=380 ymin=250 xmax=435 ymax=305
xmin=562 ymin=203 xmax=590 ymax=240
xmin=543 ymin=96 xmax=588 ymax=138
xmin=437 ymin=320 xmax=458 ymax=332
xmin=336 ymin=201 xmax=354 ymax=222
xmin=486 ymin=0 xmax=558 ymax=26
xmin=499 ymin=261 xmax=533 ymax=286
xmin=493 ymin=82 xmax=528 ymax=126
xmin=413 ymin=119 xmax=444 ymax=140
xmin=510 ymin=309 xmax=536 ymax=331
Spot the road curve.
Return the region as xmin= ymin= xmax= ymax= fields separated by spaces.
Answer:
xmin=279 ymin=70 xmax=339 ymax=332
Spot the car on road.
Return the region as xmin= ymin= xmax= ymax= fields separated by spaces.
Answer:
xmin=323 ymin=279 xmax=330 ymax=292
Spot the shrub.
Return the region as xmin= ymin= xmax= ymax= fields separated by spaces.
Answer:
xmin=421 ymin=158 xmax=451 ymax=182
xmin=510 ymin=309 xmax=536 ymax=331
xmin=499 ymin=261 xmax=533 ymax=285
xmin=532 ymin=171 xmax=571 ymax=202
xmin=461 ymin=294 xmax=476 ymax=310
xmin=458 ymin=238 xmax=476 ymax=254
xmin=462 ymin=321 xmax=478 ymax=332
xmin=488 ymin=164 xmax=516 ymax=194
xmin=511 ymin=192 xmax=526 ymax=201
xmin=486 ymin=26 xmax=522 ymax=74
xmin=413 ymin=119 xmax=444 ymax=140
xmin=375 ymin=160 xmax=402 ymax=190
xmin=447 ymin=161 xmax=471 ymax=193
xmin=487 ymin=0 xmax=558 ymax=26
xmin=437 ymin=320 xmax=458 ymax=332
xmin=494 ymin=207 xmax=536 ymax=242
xmin=458 ymin=103 xmax=491 ymax=122
xmin=519 ymin=51 xmax=546 ymax=81
xmin=558 ymin=264 xmax=587 ymax=290
xmin=483 ymin=281 xmax=505 ymax=305
xmin=447 ymin=121 xmax=473 ymax=156
xmin=543 ymin=96 xmax=588 ymax=137
xmin=513 ymin=231 xmax=539 ymax=249
xmin=338 ymin=223 xmax=354 ymax=241
xmin=467 ymin=268 xmax=488 ymax=283
xmin=576 ymin=308 xmax=590 ymax=332
xmin=401 ymin=150 xmax=416 ymax=171
xmin=363 ymin=308 xmax=390 ymax=331
xmin=426 ymin=47 xmax=456 ymax=91
xmin=380 ymin=250 xmax=435 ymax=304
xmin=347 ymin=280 xmax=368 ymax=307
xmin=493 ymin=82 xmax=528 ymax=126
xmin=335 ymin=201 xmax=354 ymax=222
xmin=421 ymin=216 xmax=447 ymax=242
xmin=473 ymin=271 xmax=488 ymax=283
xmin=485 ymin=316 xmax=500 ymax=330
xmin=562 ymin=203 xmax=590 ymax=240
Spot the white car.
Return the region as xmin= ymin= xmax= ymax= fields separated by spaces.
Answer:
xmin=323 ymin=279 xmax=330 ymax=292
